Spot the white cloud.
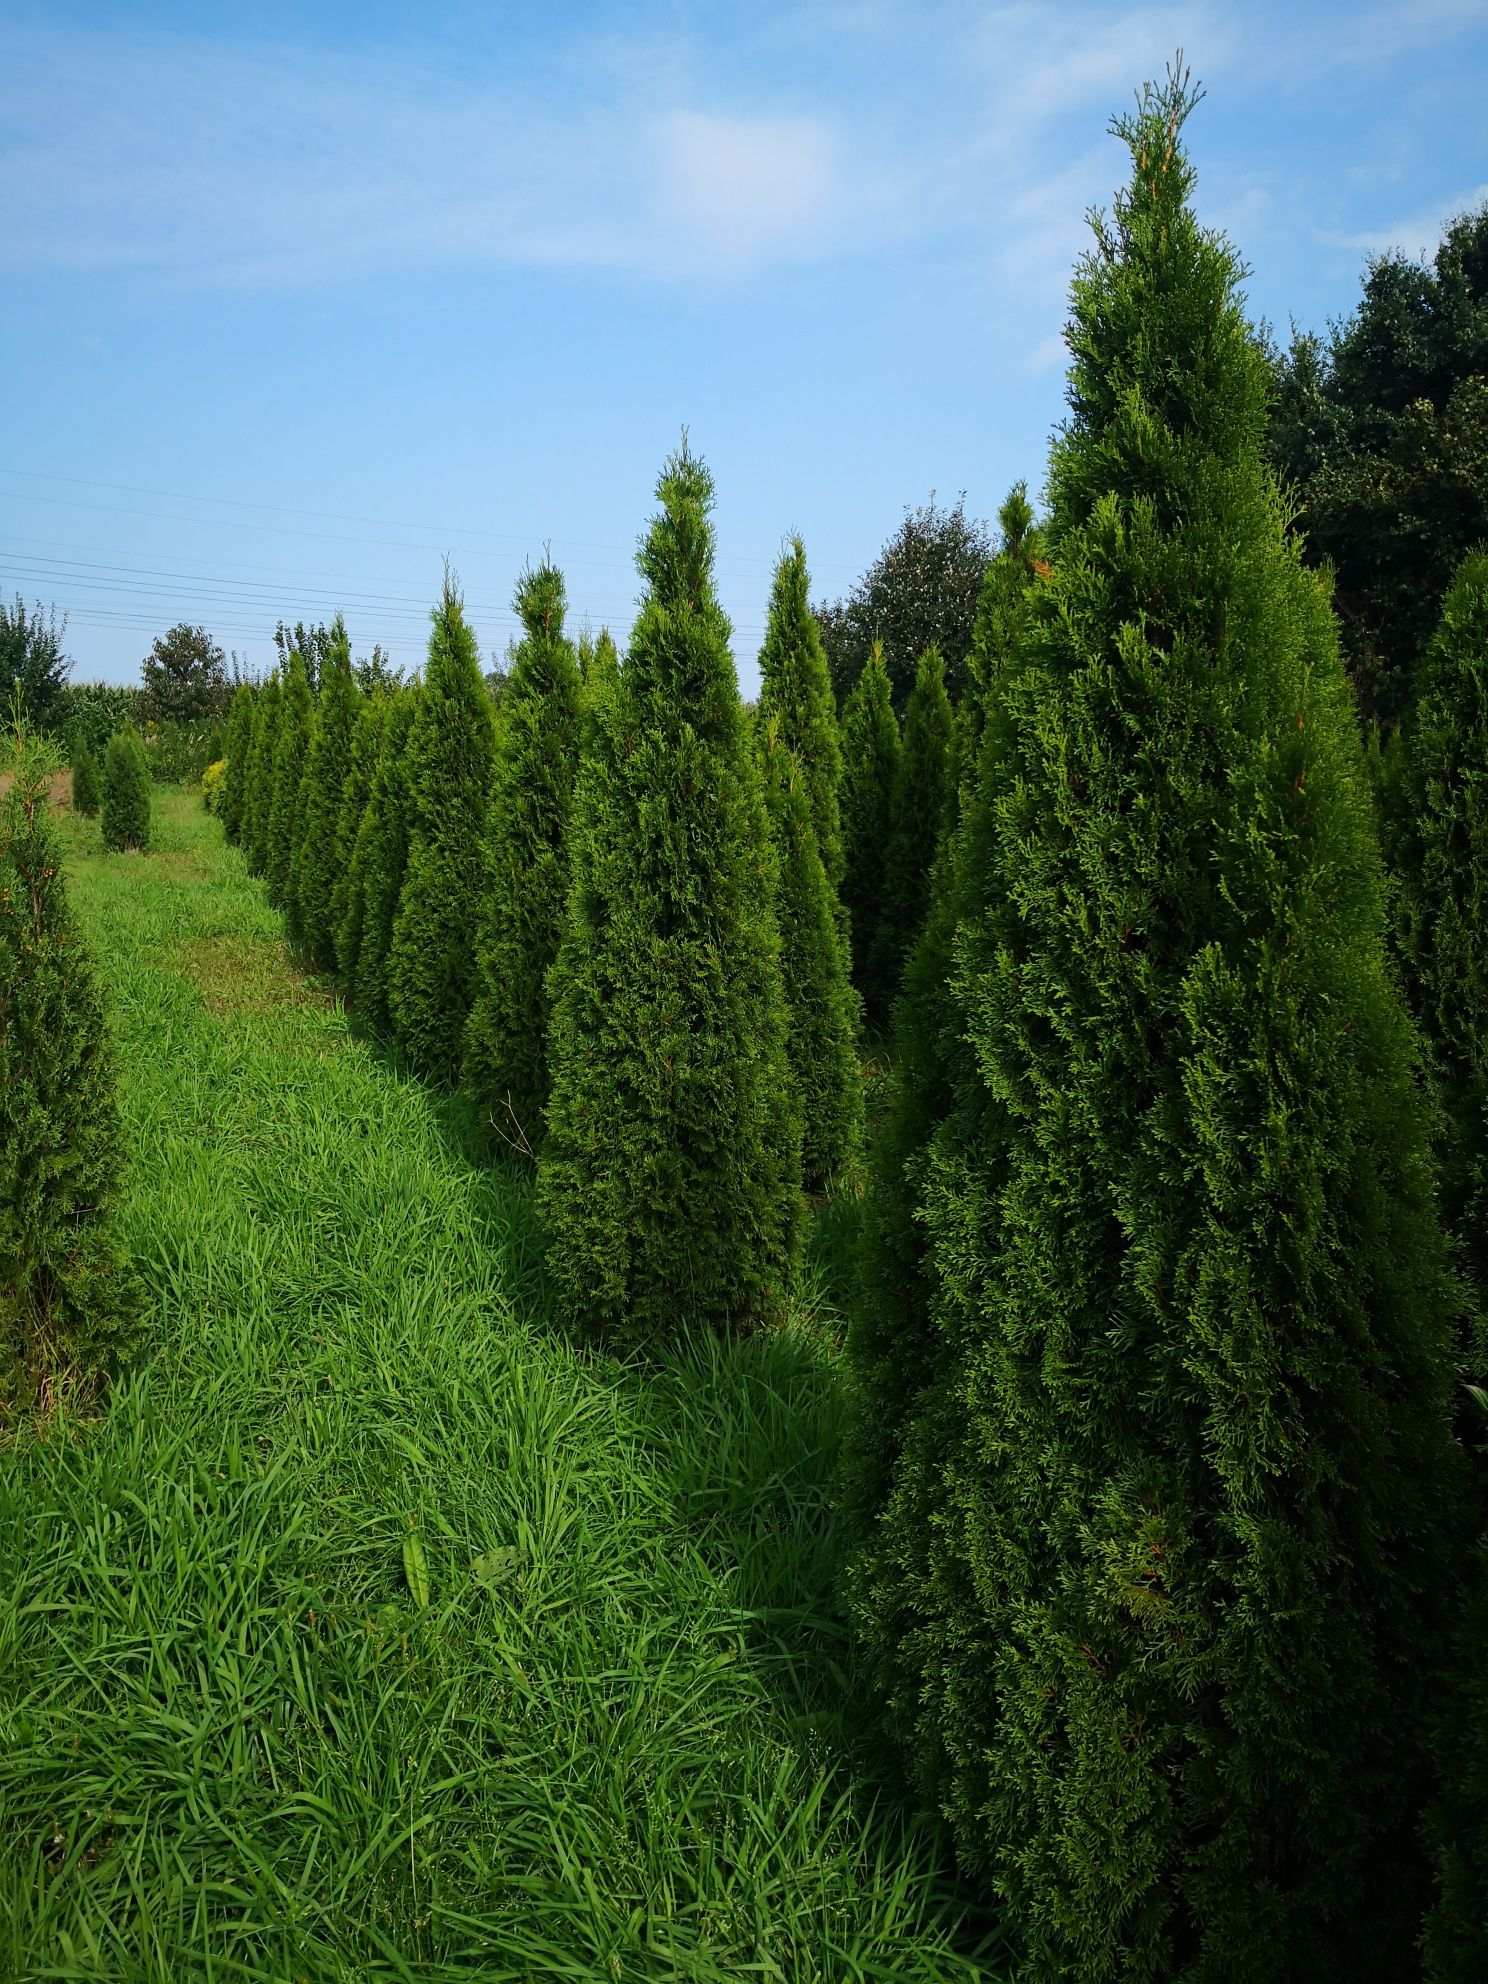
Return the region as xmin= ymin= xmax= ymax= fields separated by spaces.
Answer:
xmin=1318 ymin=184 xmax=1488 ymax=260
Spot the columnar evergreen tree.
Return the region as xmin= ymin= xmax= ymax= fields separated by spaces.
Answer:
xmin=100 ymin=728 xmax=151 ymax=853
xmin=242 ymin=673 xmax=281 ymax=879
xmin=332 ymin=693 xmax=387 ymax=985
xmin=839 ymin=640 xmax=900 ymax=1027
xmin=464 ymin=562 xmax=582 ymax=1153
xmin=960 ymin=483 xmax=1045 ymax=779
xmin=1394 ymin=550 xmax=1488 ymax=1297
xmin=2 ymin=718 xmax=130 ymax=1401
xmin=871 ymin=644 xmax=954 ymax=1002
xmin=582 ymin=628 xmax=621 ymax=716
xmin=540 ymin=444 xmax=803 ymax=1348
xmin=70 ymin=737 xmax=101 ymax=818
xmin=846 ymin=498 xmax=1046 ymax=1533
xmin=757 ymin=713 xmax=863 ymax=1189
xmin=847 ymin=74 xmax=1464 ymax=1982
xmin=218 ymin=681 xmax=256 ymax=843
xmin=387 ymin=575 xmax=496 ymax=1076
xmin=757 ymin=536 xmax=845 ymax=887
xmin=343 ymin=689 xmax=419 ymax=1031
xmin=291 ymin=621 xmax=359 ymax=970
xmin=265 ymin=650 xmax=312 ymax=919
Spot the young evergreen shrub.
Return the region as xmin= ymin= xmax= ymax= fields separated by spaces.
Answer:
xmin=332 ymin=693 xmax=387 ymax=985
xmin=387 ymin=574 xmax=496 ymax=1076
xmin=757 ymin=713 xmax=863 ymax=1190
xmin=960 ymin=483 xmax=1044 ymax=781
xmin=69 ymin=737 xmax=101 ymax=818
xmin=871 ymin=644 xmax=954 ymax=1004
xmin=540 ymin=444 xmax=803 ymax=1349
xmin=2 ymin=721 xmax=131 ymax=1403
xmin=292 ymin=622 xmax=359 ymax=971
xmin=464 ymin=561 xmax=582 ymax=1154
xmin=1394 ymin=550 xmax=1488 ymax=1298
xmin=757 ymin=536 xmax=846 ymax=888
xmin=218 ymin=681 xmax=256 ymax=842
xmin=100 ymin=728 xmax=151 ymax=853
xmin=345 ymin=688 xmax=419 ymax=1033
xmin=265 ymin=650 xmax=312 ymax=922
xmin=839 ymin=640 xmax=901 ymax=1028
xmin=847 ymin=74 xmax=1464 ymax=1982
xmin=242 ymin=674 xmax=282 ymax=879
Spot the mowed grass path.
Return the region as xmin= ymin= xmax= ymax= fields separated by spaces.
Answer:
xmin=1 ymin=790 xmax=998 ymax=1982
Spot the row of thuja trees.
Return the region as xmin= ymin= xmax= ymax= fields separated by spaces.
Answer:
xmin=8 ymin=63 xmax=1486 ymax=1982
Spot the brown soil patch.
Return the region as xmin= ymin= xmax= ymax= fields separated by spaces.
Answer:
xmin=178 ymin=934 xmax=341 ymax=1018
xmin=0 ymin=769 xmax=74 ymax=809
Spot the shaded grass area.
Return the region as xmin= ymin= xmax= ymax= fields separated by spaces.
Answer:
xmin=0 ymin=791 xmax=1001 ymax=1981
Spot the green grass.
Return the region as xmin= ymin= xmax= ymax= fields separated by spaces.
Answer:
xmin=0 ymin=790 xmax=1001 ymax=1982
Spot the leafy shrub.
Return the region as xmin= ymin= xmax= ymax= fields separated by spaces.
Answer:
xmin=70 ymin=739 xmax=101 ymax=818
xmin=200 ymin=760 xmax=227 ymax=814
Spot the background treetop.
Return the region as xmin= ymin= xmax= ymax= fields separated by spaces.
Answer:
xmin=813 ymin=493 xmax=994 ymax=711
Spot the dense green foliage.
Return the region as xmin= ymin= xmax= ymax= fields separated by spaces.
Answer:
xmin=265 ymin=652 xmax=312 ymax=921
xmin=1 ymin=724 xmax=129 ymax=1402
xmin=757 ymin=537 xmax=845 ymax=887
xmin=100 ymin=728 xmax=151 ymax=853
xmin=331 ymin=693 xmax=387 ymax=985
xmin=291 ymin=623 xmax=359 ymax=971
xmin=848 ymin=77 xmax=1464 ymax=1981
xmin=342 ymin=689 xmax=419 ymax=1032
xmin=54 ymin=681 xmax=140 ymax=758
xmin=387 ymin=578 xmax=496 ymax=1077
xmin=757 ymin=713 xmax=863 ymax=1191
xmin=540 ymin=446 xmax=803 ymax=1350
xmin=873 ymin=645 xmax=954 ymax=1005
xmin=1 ymin=788 xmax=995 ymax=1980
xmin=815 ymin=497 xmax=994 ymax=708
xmin=464 ymin=562 xmax=582 ymax=1155
xmin=242 ymin=674 xmax=282 ymax=880
xmin=1271 ymin=201 xmax=1488 ymax=723
xmin=69 ymin=737 xmax=101 ymax=818
xmin=218 ymin=682 xmax=256 ymax=843
xmin=140 ymin=622 xmax=230 ymax=723
xmin=1394 ymin=549 xmax=1488 ymax=1302
xmin=838 ymin=642 xmax=901 ymax=1029
xmin=1 ymin=597 xmax=71 ymax=731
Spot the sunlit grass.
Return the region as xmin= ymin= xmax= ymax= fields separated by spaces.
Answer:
xmin=0 ymin=789 xmax=1001 ymax=1982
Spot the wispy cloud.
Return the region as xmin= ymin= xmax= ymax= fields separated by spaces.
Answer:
xmin=1318 ymin=183 xmax=1488 ymax=260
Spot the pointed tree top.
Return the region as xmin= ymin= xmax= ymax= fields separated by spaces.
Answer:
xmin=515 ymin=560 xmax=568 ymax=643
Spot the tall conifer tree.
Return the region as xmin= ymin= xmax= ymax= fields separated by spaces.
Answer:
xmin=540 ymin=444 xmax=803 ymax=1348
xmin=266 ymin=650 xmax=312 ymax=922
xmin=464 ymin=561 xmax=582 ymax=1154
xmin=332 ymin=694 xmax=387 ymax=985
xmin=847 ymin=73 xmax=1464 ymax=1981
xmin=845 ymin=499 xmax=1046 ymax=1532
xmin=2 ymin=717 xmax=131 ymax=1402
xmin=757 ymin=536 xmax=845 ymax=887
xmin=839 ymin=640 xmax=901 ymax=1027
xmin=871 ymin=644 xmax=954 ymax=1002
xmin=242 ymin=673 xmax=281 ymax=879
xmin=757 ymin=714 xmax=863 ymax=1189
xmin=292 ymin=619 xmax=359 ymax=971
xmin=387 ymin=576 xmax=495 ymax=1075
xmin=1394 ymin=549 xmax=1488 ymax=1301
xmin=344 ymin=688 xmax=419 ymax=1032
xmin=219 ymin=682 xmax=256 ymax=842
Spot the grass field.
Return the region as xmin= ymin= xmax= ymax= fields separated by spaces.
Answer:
xmin=0 ymin=788 xmax=999 ymax=1982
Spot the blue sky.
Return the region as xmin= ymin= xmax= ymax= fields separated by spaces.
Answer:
xmin=3 ymin=0 xmax=1485 ymax=695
